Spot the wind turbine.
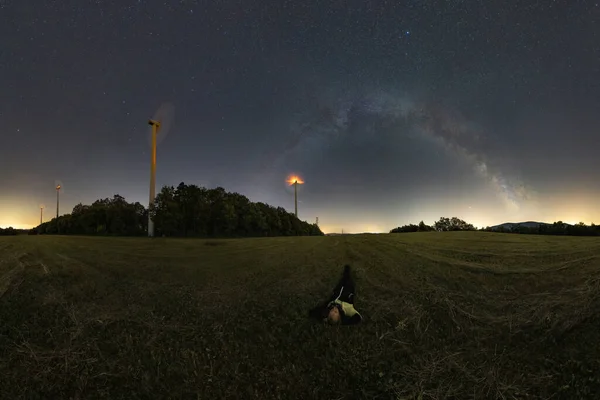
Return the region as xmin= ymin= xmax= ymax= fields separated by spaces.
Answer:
xmin=54 ymin=180 xmax=63 ymax=219
xmin=286 ymin=174 xmax=304 ymax=217
xmin=147 ymin=102 xmax=175 ymax=237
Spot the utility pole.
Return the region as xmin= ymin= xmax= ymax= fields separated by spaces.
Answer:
xmin=316 ymin=216 xmax=319 ymax=226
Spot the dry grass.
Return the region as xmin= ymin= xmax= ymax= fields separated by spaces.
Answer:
xmin=1 ymin=232 xmax=600 ymax=399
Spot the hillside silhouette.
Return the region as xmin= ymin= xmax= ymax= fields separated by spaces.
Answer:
xmin=391 ymin=218 xmax=600 ymax=236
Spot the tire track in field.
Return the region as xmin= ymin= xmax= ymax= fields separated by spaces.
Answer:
xmin=0 ymin=245 xmax=59 ymax=299
xmin=0 ymin=252 xmax=37 ymax=299
xmin=0 ymin=261 xmax=24 ymax=299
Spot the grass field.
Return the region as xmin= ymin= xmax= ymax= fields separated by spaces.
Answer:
xmin=1 ymin=233 xmax=600 ymax=399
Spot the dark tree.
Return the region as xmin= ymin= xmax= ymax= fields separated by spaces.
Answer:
xmin=434 ymin=217 xmax=475 ymax=231
xmin=391 ymin=218 xmax=473 ymax=233
xmin=36 ymin=194 xmax=148 ymax=236
xmin=142 ymin=183 xmax=323 ymax=238
xmin=0 ymin=227 xmax=18 ymax=236
xmin=34 ymin=184 xmax=323 ymax=238
xmin=418 ymin=221 xmax=434 ymax=232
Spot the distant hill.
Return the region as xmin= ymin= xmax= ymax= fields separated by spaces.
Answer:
xmin=489 ymin=221 xmax=573 ymax=231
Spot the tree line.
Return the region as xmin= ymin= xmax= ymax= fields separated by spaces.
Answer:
xmin=34 ymin=195 xmax=148 ymax=236
xmin=481 ymin=221 xmax=600 ymax=236
xmin=0 ymin=227 xmax=20 ymax=236
xmin=391 ymin=218 xmax=600 ymax=237
xmin=390 ymin=217 xmax=476 ymax=233
xmin=32 ymin=182 xmax=323 ymax=238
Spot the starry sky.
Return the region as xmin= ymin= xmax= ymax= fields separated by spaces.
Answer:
xmin=1 ymin=1 xmax=599 ymax=233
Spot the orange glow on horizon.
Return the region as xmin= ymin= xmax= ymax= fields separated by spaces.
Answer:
xmin=2 ymin=190 xmax=600 ymax=233
xmin=286 ymin=175 xmax=304 ymax=185
xmin=0 ymin=223 xmax=35 ymax=230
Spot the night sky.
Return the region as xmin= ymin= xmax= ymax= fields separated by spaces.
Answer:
xmin=1 ymin=1 xmax=599 ymax=233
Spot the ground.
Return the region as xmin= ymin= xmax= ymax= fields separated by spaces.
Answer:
xmin=1 ymin=233 xmax=599 ymax=399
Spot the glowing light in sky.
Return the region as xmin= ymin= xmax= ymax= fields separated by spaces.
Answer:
xmin=286 ymin=175 xmax=304 ymax=185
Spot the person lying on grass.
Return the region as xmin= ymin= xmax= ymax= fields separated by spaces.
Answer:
xmin=308 ymin=264 xmax=363 ymax=325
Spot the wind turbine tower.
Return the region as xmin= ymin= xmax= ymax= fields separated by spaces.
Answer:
xmin=286 ymin=175 xmax=304 ymax=218
xmin=146 ymin=103 xmax=175 ymax=237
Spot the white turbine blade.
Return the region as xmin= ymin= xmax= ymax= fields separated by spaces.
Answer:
xmin=149 ymin=102 xmax=175 ymax=146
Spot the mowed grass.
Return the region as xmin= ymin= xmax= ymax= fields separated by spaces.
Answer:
xmin=1 ymin=233 xmax=600 ymax=399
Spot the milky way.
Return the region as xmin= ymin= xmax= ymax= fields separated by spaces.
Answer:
xmin=265 ymin=89 xmax=537 ymax=213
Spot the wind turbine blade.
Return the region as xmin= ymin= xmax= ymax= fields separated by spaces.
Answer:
xmin=151 ymin=102 xmax=175 ymax=145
